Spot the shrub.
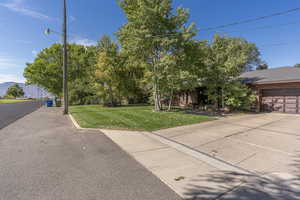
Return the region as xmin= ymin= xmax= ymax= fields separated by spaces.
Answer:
xmin=224 ymin=81 xmax=256 ymax=111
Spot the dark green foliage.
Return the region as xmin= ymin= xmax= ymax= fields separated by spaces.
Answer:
xmin=202 ymin=34 xmax=260 ymax=110
xmin=224 ymin=81 xmax=256 ymax=110
xmin=24 ymin=44 xmax=97 ymax=105
xmin=6 ymin=84 xmax=24 ymax=98
xmin=95 ymin=35 xmax=147 ymax=106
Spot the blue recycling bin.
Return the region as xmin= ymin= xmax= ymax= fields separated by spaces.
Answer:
xmin=46 ymin=100 xmax=53 ymax=107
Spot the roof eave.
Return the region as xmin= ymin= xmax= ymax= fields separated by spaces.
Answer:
xmin=251 ymin=79 xmax=300 ymax=85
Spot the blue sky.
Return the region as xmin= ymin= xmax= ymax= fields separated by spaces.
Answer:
xmin=0 ymin=0 xmax=300 ymax=83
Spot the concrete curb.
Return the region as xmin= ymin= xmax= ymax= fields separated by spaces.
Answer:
xmin=69 ymin=114 xmax=106 ymax=132
xmin=68 ymin=114 xmax=83 ymax=129
xmin=146 ymin=132 xmax=253 ymax=175
xmin=68 ymin=114 xmax=251 ymax=174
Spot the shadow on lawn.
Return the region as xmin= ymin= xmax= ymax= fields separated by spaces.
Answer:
xmin=183 ymin=151 xmax=300 ymax=200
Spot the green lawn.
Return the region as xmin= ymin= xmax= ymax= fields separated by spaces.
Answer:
xmin=0 ymin=99 xmax=32 ymax=104
xmin=70 ymin=105 xmax=216 ymax=131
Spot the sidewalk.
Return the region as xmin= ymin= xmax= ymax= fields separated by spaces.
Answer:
xmin=103 ymin=128 xmax=300 ymax=200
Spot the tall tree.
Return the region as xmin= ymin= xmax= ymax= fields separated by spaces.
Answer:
xmin=6 ymin=84 xmax=24 ymax=98
xmin=95 ymin=36 xmax=122 ymax=106
xmin=117 ymin=0 xmax=197 ymax=111
xmin=24 ymin=44 xmax=63 ymax=97
xmin=69 ymin=45 xmax=98 ymax=105
xmin=24 ymin=43 xmax=97 ymax=105
xmin=203 ymin=34 xmax=260 ymax=110
xmin=159 ymin=40 xmax=207 ymax=110
xmin=96 ymin=36 xmax=146 ymax=106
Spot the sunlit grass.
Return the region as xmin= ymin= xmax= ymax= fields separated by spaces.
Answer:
xmin=70 ymin=105 xmax=216 ymax=131
xmin=0 ymin=99 xmax=32 ymax=104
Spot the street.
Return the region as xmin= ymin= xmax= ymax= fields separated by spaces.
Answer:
xmin=0 ymin=101 xmax=42 ymax=130
xmin=0 ymin=108 xmax=181 ymax=200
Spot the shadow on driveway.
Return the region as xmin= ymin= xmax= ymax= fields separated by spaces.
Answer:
xmin=184 ymin=154 xmax=300 ymax=200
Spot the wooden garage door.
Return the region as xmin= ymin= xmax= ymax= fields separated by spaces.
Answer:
xmin=262 ymin=88 xmax=300 ymax=113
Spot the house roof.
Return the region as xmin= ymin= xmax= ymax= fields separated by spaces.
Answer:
xmin=240 ymin=66 xmax=300 ymax=84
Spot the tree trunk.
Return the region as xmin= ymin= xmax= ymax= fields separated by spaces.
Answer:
xmin=153 ymin=80 xmax=161 ymax=112
xmin=152 ymin=59 xmax=162 ymax=112
xmin=118 ymin=90 xmax=122 ymax=106
xmin=221 ymin=87 xmax=225 ymax=109
xmin=168 ymin=87 xmax=174 ymax=111
xmin=214 ymin=89 xmax=218 ymax=111
xmin=108 ymin=84 xmax=114 ymax=107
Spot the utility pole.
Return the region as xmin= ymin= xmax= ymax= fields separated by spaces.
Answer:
xmin=63 ymin=0 xmax=68 ymax=114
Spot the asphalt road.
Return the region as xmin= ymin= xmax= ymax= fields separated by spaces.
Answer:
xmin=0 ymin=101 xmax=42 ymax=129
xmin=0 ymin=108 xmax=181 ymax=200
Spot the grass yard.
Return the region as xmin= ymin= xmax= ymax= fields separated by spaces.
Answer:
xmin=70 ymin=105 xmax=216 ymax=131
xmin=0 ymin=99 xmax=31 ymax=104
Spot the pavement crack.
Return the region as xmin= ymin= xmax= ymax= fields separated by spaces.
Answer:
xmin=230 ymin=138 xmax=294 ymax=156
xmin=132 ymin=146 xmax=169 ymax=154
xmin=235 ymin=153 xmax=257 ymax=165
xmin=222 ymin=116 xmax=291 ymax=139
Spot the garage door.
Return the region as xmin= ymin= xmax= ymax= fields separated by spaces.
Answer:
xmin=261 ymin=88 xmax=300 ymax=113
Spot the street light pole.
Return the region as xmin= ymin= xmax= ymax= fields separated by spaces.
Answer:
xmin=62 ymin=0 xmax=68 ymax=115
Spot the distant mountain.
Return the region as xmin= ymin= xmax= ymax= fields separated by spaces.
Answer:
xmin=0 ymin=82 xmax=53 ymax=98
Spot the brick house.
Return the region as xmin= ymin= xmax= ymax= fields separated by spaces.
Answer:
xmin=240 ymin=66 xmax=300 ymax=113
xmin=174 ymin=66 xmax=300 ymax=113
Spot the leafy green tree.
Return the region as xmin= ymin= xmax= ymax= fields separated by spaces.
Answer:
xmin=119 ymin=52 xmax=149 ymax=104
xmin=256 ymin=63 xmax=268 ymax=70
xmin=158 ymin=40 xmax=207 ymax=110
xmin=6 ymin=84 xmax=24 ymax=98
xmin=69 ymin=45 xmax=97 ymax=105
xmin=95 ymin=36 xmax=123 ymax=106
xmin=224 ymin=81 xmax=256 ymax=110
xmin=24 ymin=44 xmax=63 ymax=97
xmin=176 ymin=40 xmax=208 ymax=106
xmin=203 ymin=34 xmax=260 ymax=110
xmin=24 ymin=43 xmax=97 ymax=105
xmin=117 ymin=0 xmax=197 ymax=111
xmin=95 ymin=36 xmax=147 ymax=106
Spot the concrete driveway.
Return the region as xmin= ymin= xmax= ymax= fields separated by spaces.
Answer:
xmin=155 ymin=113 xmax=300 ymax=177
xmin=105 ymin=113 xmax=300 ymax=199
